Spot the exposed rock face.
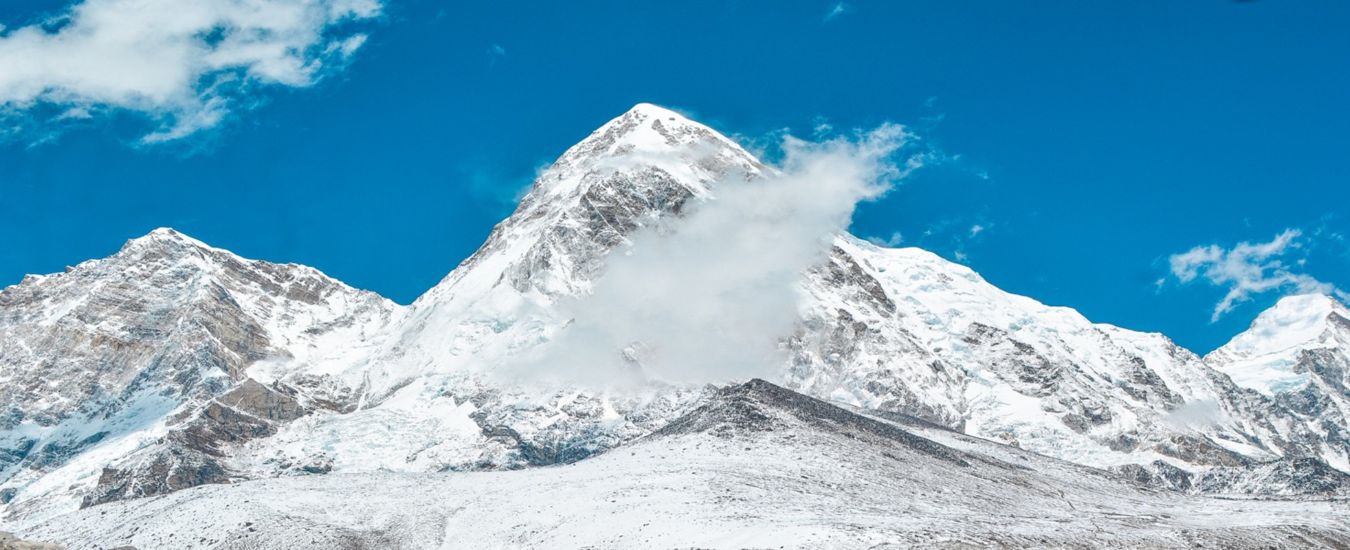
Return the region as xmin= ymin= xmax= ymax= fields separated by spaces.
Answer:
xmin=3 ymin=104 xmax=1350 ymax=530
xmin=81 ymin=379 xmax=313 ymax=507
xmin=655 ymin=379 xmax=974 ymax=467
xmin=0 ymin=229 xmax=398 ymax=523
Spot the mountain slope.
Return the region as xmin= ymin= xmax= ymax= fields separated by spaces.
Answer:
xmin=1206 ymin=293 xmax=1350 ymax=472
xmin=353 ymin=103 xmax=1348 ymax=494
xmin=790 ymin=236 xmax=1350 ymax=493
xmin=0 ymin=229 xmax=399 ymax=524
xmin=385 ymin=102 xmax=764 ymax=391
xmin=1208 ymin=294 xmax=1350 ymax=396
xmin=22 ymin=380 xmax=1350 ymax=549
xmin=210 ymin=103 xmax=753 ymax=487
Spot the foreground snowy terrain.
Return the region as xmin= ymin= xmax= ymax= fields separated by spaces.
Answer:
xmin=3 ymin=104 xmax=1350 ymax=546
xmin=25 ymin=380 xmax=1350 ymax=549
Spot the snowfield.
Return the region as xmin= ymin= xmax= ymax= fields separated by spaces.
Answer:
xmin=24 ymin=381 xmax=1350 ymax=549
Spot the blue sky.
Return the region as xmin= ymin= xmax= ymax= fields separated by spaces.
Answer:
xmin=1 ymin=0 xmax=1347 ymax=353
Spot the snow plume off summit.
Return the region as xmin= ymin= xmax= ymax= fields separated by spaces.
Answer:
xmin=514 ymin=119 xmax=920 ymax=387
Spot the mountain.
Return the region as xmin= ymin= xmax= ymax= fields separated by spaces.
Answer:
xmin=21 ymin=380 xmax=1350 ymax=549
xmin=791 ymin=238 xmax=1350 ymax=494
xmin=1208 ymin=293 xmax=1350 ymax=396
xmin=2 ymin=104 xmax=1350 ymax=534
xmin=0 ymin=229 xmax=399 ymax=522
xmin=1206 ymin=293 xmax=1350 ymax=472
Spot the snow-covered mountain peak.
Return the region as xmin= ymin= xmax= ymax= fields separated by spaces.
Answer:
xmin=523 ymin=102 xmax=763 ymax=202
xmin=106 ymin=227 xmax=393 ymax=308
xmin=116 ymin=226 xmax=229 ymax=257
xmin=124 ymin=226 xmax=204 ymax=247
xmin=1205 ymin=293 xmax=1350 ymax=396
xmin=586 ymin=102 xmax=741 ymax=157
xmin=99 ymin=229 xmax=227 ymax=278
xmin=412 ymin=104 xmax=764 ymax=308
xmin=100 ymin=228 xmax=235 ymax=279
xmin=382 ymin=105 xmax=773 ymax=399
xmin=1215 ymin=293 xmax=1348 ymax=358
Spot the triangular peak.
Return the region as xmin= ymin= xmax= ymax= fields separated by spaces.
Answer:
xmin=511 ymin=102 xmax=763 ymax=206
xmin=1214 ymin=293 xmax=1348 ymax=360
xmin=1205 ymin=293 xmax=1350 ymax=396
xmin=120 ymin=227 xmax=214 ymax=252
xmin=624 ymin=102 xmax=688 ymax=120
xmin=558 ymin=103 xmax=757 ymax=170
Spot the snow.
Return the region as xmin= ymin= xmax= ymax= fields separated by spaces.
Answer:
xmin=22 ymin=382 xmax=1350 ymax=549
xmin=1207 ymin=293 xmax=1349 ymax=396
xmin=4 ymin=102 xmax=1350 ymax=539
xmin=0 ymin=224 xmax=403 ymax=523
xmin=1 ymin=393 xmax=181 ymax=527
xmin=791 ymin=236 xmax=1262 ymax=471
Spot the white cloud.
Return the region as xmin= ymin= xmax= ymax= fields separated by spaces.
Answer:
xmin=1164 ymin=399 xmax=1226 ymax=430
xmin=811 ymin=116 xmax=834 ymax=138
xmin=907 ymin=215 xmax=991 ymax=264
xmin=1167 ymin=229 xmax=1347 ymax=321
xmin=514 ymin=124 xmax=917 ymax=386
xmin=487 ymin=43 xmax=507 ymax=66
xmin=0 ymin=0 xmax=382 ymax=142
xmin=867 ymin=231 xmax=903 ymax=247
xmin=823 ymin=2 xmax=851 ymax=22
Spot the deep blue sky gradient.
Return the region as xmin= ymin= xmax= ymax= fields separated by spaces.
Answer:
xmin=2 ymin=1 xmax=1347 ymax=352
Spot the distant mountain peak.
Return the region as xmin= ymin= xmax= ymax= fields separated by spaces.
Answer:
xmin=1214 ymin=293 xmax=1348 ymax=359
xmin=1206 ymin=293 xmax=1350 ymax=396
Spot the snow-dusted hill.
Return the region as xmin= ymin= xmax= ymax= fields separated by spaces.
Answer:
xmin=22 ymin=380 xmax=1350 ymax=549
xmin=2 ymin=103 xmax=1350 ymax=538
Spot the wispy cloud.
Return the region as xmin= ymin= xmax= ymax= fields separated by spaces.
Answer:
xmin=823 ymin=2 xmax=851 ymax=22
xmin=866 ymin=231 xmax=903 ymax=247
xmin=487 ymin=43 xmax=507 ymax=66
xmin=907 ymin=214 xmax=993 ymax=264
xmin=0 ymin=0 xmax=382 ymax=143
xmin=1166 ymin=229 xmax=1348 ymax=321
